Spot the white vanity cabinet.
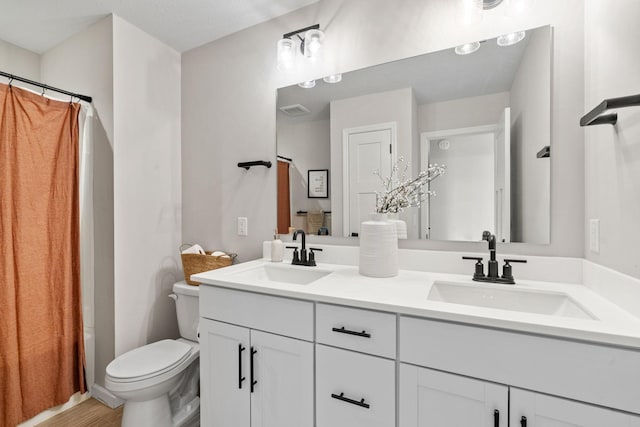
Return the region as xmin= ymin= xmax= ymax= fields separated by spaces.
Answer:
xmin=399 ymin=316 xmax=640 ymax=426
xmin=315 ymin=303 xmax=397 ymax=427
xmin=199 ymin=286 xmax=314 ymax=427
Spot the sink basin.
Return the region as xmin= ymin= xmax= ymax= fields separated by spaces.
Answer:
xmin=428 ymin=281 xmax=596 ymax=320
xmin=227 ymin=264 xmax=332 ymax=285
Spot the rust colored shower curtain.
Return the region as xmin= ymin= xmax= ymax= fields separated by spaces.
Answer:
xmin=0 ymin=84 xmax=86 ymax=426
xmin=277 ymin=160 xmax=291 ymax=235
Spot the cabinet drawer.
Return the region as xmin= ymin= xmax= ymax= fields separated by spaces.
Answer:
xmin=316 ymin=344 xmax=395 ymax=427
xmin=400 ymin=316 xmax=640 ymax=414
xmin=199 ymin=285 xmax=313 ymax=341
xmin=316 ymin=303 xmax=396 ymax=358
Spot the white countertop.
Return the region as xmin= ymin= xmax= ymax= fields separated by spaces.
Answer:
xmin=192 ymin=258 xmax=640 ymax=350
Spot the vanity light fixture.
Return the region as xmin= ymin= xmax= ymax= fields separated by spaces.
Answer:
xmin=323 ymin=74 xmax=342 ymax=84
xmin=277 ymin=24 xmax=324 ymax=70
xmin=298 ymin=80 xmax=316 ymax=89
xmin=497 ymin=31 xmax=526 ymax=46
xmin=455 ymin=41 xmax=481 ymax=55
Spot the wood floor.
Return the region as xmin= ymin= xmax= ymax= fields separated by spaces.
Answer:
xmin=36 ymin=398 xmax=123 ymax=427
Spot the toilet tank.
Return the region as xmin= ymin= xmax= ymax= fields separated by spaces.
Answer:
xmin=172 ymin=282 xmax=199 ymax=342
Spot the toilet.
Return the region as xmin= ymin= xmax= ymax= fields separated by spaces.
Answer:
xmin=105 ymin=282 xmax=200 ymax=427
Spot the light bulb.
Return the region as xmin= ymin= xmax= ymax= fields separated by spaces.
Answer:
xmin=298 ymin=80 xmax=316 ymax=89
xmin=303 ymin=29 xmax=324 ymax=59
xmin=323 ymin=74 xmax=342 ymax=84
xmin=277 ymin=38 xmax=296 ymax=70
xmin=455 ymin=41 xmax=481 ymax=55
xmin=497 ymin=31 xmax=526 ymax=46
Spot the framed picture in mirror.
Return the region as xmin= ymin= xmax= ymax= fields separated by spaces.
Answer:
xmin=308 ymin=169 xmax=329 ymax=198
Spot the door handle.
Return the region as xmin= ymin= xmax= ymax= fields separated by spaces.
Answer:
xmin=250 ymin=347 xmax=257 ymax=393
xmin=520 ymin=416 xmax=527 ymax=427
xmin=331 ymin=392 xmax=370 ymax=409
xmin=238 ymin=344 xmax=246 ymax=389
xmin=494 ymin=409 xmax=499 ymax=427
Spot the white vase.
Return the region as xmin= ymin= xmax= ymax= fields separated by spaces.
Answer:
xmin=386 ymin=213 xmax=408 ymax=240
xmin=359 ymin=213 xmax=399 ymax=278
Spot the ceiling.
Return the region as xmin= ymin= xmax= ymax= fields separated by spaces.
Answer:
xmin=0 ymin=0 xmax=320 ymax=54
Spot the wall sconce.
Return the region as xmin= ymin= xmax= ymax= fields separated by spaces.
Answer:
xmin=277 ymin=24 xmax=325 ymax=70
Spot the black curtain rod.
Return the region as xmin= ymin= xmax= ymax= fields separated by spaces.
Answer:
xmin=0 ymin=71 xmax=93 ymax=103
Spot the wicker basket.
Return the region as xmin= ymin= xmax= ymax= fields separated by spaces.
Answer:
xmin=180 ymin=244 xmax=237 ymax=285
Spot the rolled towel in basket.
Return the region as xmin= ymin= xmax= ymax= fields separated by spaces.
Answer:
xmin=182 ymin=244 xmax=205 ymax=255
xmin=211 ymin=251 xmax=230 ymax=258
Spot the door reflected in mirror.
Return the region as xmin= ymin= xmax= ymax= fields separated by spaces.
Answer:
xmin=277 ymin=25 xmax=551 ymax=244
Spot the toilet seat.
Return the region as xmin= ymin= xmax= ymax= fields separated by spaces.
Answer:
xmin=107 ymin=339 xmax=192 ymax=383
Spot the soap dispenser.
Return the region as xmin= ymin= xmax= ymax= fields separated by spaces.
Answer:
xmin=271 ymin=230 xmax=284 ymax=262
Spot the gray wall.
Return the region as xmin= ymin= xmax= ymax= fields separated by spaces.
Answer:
xmin=182 ymin=0 xmax=585 ymax=259
xmin=584 ymin=0 xmax=640 ymax=279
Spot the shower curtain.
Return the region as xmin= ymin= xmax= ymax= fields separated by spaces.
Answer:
xmin=0 ymin=84 xmax=86 ymax=426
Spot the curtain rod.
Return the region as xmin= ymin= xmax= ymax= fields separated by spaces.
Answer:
xmin=0 ymin=71 xmax=92 ymax=103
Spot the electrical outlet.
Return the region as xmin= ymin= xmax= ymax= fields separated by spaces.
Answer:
xmin=589 ymin=219 xmax=600 ymax=253
xmin=237 ymin=217 xmax=248 ymax=236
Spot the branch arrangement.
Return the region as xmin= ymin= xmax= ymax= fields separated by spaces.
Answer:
xmin=375 ymin=157 xmax=446 ymax=214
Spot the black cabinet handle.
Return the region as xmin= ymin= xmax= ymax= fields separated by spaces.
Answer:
xmin=494 ymin=409 xmax=499 ymax=427
xmin=331 ymin=326 xmax=371 ymax=338
xmin=520 ymin=416 xmax=527 ymax=427
xmin=250 ymin=347 xmax=257 ymax=393
xmin=238 ymin=344 xmax=246 ymax=389
xmin=331 ymin=392 xmax=370 ymax=409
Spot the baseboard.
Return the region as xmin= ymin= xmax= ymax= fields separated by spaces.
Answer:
xmin=91 ymin=384 xmax=124 ymax=409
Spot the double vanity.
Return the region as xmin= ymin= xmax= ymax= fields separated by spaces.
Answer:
xmin=193 ymin=247 xmax=640 ymax=426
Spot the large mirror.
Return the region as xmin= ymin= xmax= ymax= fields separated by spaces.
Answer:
xmin=277 ymin=25 xmax=551 ymax=244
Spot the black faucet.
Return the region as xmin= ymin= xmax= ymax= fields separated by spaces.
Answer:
xmin=462 ymin=231 xmax=527 ymax=284
xmin=286 ymin=230 xmax=323 ymax=266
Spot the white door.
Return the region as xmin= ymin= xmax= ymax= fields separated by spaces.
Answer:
xmin=343 ymin=125 xmax=394 ymax=237
xmin=399 ymin=364 xmax=508 ymax=427
xmin=494 ymin=107 xmax=511 ymax=242
xmin=510 ymin=388 xmax=640 ymax=427
xmin=250 ymin=330 xmax=314 ymax=427
xmin=200 ymin=319 xmax=251 ymax=427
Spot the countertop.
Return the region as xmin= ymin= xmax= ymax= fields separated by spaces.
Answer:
xmin=192 ymin=259 xmax=640 ymax=350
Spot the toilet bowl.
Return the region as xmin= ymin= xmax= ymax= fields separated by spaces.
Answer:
xmin=105 ymin=283 xmax=200 ymax=427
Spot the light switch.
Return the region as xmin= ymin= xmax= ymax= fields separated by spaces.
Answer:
xmin=589 ymin=219 xmax=600 ymax=253
xmin=238 ymin=217 xmax=248 ymax=236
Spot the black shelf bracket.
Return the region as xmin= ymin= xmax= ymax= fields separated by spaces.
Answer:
xmin=580 ymin=93 xmax=640 ymax=127
xmin=238 ymin=160 xmax=272 ymax=170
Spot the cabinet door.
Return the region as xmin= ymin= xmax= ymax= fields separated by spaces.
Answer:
xmin=511 ymin=388 xmax=640 ymax=427
xmin=200 ymin=319 xmax=250 ymax=427
xmin=399 ymin=364 xmax=508 ymax=427
xmin=250 ymin=330 xmax=314 ymax=427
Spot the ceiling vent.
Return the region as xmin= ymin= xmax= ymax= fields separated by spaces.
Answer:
xmin=279 ymin=104 xmax=311 ymax=116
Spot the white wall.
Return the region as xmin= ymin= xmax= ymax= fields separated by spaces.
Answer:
xmin=418 ymin=92 xmax=510 ymax=134
xmin=40 ymin=15 xmax=115 ymax=388
xmin=510 ymin=27 xmax=552 ymax=244
xmin=182 ymin=0 xmax=585 ymax=259
xmin=0 ymin=38 xmax=40 ymax=83
xmin=330 ymin=87 xmax=416 ymax=237
xmin=112 ymin=16 xmax=182 ymax=355
xmin=584 ymin=0 xmax=640 ymax=279
xmin=277 ymin=119 xmax=331 ymax=220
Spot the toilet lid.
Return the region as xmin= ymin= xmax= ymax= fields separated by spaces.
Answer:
xmin=107 ymin=339 xmax=192 ymax=380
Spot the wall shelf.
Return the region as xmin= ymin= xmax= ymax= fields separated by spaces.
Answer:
xmin=580 ymin=94 xmax=640 ymax=127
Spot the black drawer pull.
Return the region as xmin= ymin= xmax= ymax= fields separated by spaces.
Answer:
xmin=238 ymin=344 xmax=246 ymax=389
xmin=331 ymin=326 xmax=371 ymax=338
xmin=331 ymin=392 xmax=370 ymax=409
xmin=520 ymin=416 xmax=527 ymax=427
xmin=494 ymin=409 xmax=499 ymax=427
